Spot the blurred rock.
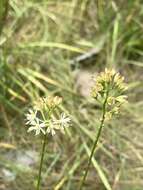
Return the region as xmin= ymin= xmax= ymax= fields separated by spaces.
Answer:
xmin=1 ymin=150 xmax=38 ymax=183
xmin=75 ymin=69 xmax=95 ymax=97
xmin=5 ymin=149 xmax=38 ymax=170
xmin=2 ymin=169 xmax=16 ymax=182
xmin=16 ymin=150 xmax=38 ymax=167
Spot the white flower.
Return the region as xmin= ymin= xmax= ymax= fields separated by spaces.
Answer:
xmin=25 ymin=109 xmax=37 ymax=125
xmin=46 ymin=113 xmax=71 ymax=135
xmin=27 ymin=118 xmax=46 ymax=135
xmin=46 ymin=120 xmax=59 ymax=136
xmin=53 ymin=113 xmax=71 ymax=131
xmin=25 ymin=108 xmax=71 ymax=136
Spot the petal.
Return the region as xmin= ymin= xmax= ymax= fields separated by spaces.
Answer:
xmin=29 ymin=109 xmax=33 ymax=113
xmin=40 ymin=128 xmax=46 ymax=135
xmin=54 ymin=125 xmax=60 ymax=130
xmin=51 ymin=129 xmax=56 ymax=136
xmin=26 ymin=120 xmax=30 ymax=125
xmin=27 ymin=127 xmax=36 ymax=132
xmin=46 ymin=127 xmax=50 ymax=134
xmin=39 ymin=123 xmax=46 ymax=128
xmin=30 ymin=120 xmax=37 ymax=125
xmin=35 ymin=129 xmax=40 ymax=135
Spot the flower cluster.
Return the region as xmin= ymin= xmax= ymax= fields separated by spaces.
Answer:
xmin=91 ymin=68 xmax=128 ymax=120
xmin=25 ymin=96 xmax=71 ymax=136
xmin=34 ymin=96 xmax=62 ymax=111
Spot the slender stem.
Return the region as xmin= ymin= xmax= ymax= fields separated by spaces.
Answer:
xmin=79 ymin=92 xmax=108 ymax=190
xmin=37 ymin=134 xmax=47 ymax=190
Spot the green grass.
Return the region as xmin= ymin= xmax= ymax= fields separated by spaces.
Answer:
xmin=0 ymin=0 xmax=143 ymax=190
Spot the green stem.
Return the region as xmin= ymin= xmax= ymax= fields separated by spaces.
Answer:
xmin=79 ymin=92 xmax=108 ymax=190
xmin=37 ymin=134 xmax=47 ymax=190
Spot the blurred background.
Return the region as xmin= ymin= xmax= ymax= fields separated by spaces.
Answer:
xmin=0 ymin=0 xmax=143 ymax=190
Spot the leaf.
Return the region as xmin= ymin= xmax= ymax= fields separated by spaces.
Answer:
xmin=0 ymin=142 xmax=16 ymax=149
xmin=19 ymin=42 xmax=85 ymax=53
xmin=83 ymin=143 xmax=112 ymax=190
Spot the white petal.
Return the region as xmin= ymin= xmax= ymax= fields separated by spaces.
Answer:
xmin=51 ymin=129 xmax=56 ymax=136
xmin=39 ymin=123 xmax=46 ymax=128
xmin=46 ymin=127 xmax=50 ymax=134
xmin=40 ymin=128 xmax=46 ymax=135
xmin=27 ymin=127 xmax=36 ymax=132
xmin=54 ymin=124 xmax=60 ymax=130
xmin=35 ymin=129 xmax=40 ymax=136
xmin=26 ymin=120 xmax=30 ymax=125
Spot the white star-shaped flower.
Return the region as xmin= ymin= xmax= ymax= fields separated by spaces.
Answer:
xmin=53 ymin=113 xmax=71 ymax=131
xmin=25 ymin=109 xmax=37 ymax=125
xmin=27 ymin=118 xmax=46 ymax=135
xmin=46 ymin=120 xmax=59 ymax=136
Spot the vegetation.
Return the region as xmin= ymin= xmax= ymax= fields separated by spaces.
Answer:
xmin=0 ymin=0 xmax=143 ymax=190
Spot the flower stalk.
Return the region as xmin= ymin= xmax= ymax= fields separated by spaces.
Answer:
xmin=79 ymin=68 xmax=127 ymax=189
xmin=79 ymin=90 xmax=109 ymax=190
xmin=37 ymin=134 xmax=47 ymax=190
xmin=25 ymin=96 xmax=71 ymax=190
